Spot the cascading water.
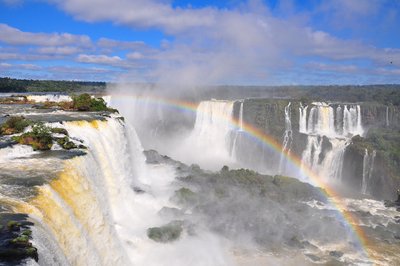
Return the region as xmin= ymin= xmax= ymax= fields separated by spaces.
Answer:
xmin=299 ymin=102 xmax=363 ymax=181
xmin=16 ymin=118 xmax=146 ymax=265
xmin=362 ymin=149 xmax=376 ymax=195
xmin=239 ymin=100 xmax=244 ymax=131
xmin=26 ymin=95 xmax=72 ymax=103
xmin=299 ymin=104 xmax=308 ymax=133
xmin=279 ymin=102 xmax=293 ymax=174
xmin=181 ymin=100 xmax=235 ymax=170
xmin=230 ymin=100 xmax=244 ymax=159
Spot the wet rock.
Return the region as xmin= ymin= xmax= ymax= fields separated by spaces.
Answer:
xmin=133 ymin=187 xmax=145 ymax=194
xmin=0 ymin=214 xmax=38 ymax=262
xmin=147 ymin=220 xmax=183 ymax=243
xmin=329 ymin=250 xmax=344 ymax=258
xmin=51 ymin=127 xmax=69 ymax=136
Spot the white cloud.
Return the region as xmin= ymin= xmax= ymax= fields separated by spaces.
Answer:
xmin=77 ymin=54 xmax=123 ymax=65
xmin=35 ymin=46 xmax=83 ymax=55
xmin=50 ymin=0 xmax=217 ymax=34
xmin=2 ymin=1 xmax=399 ymax=83
xmin=0 ymin=24 xmax=92 ymax=47
xmin=43 ymin=0 xmax=400 ymax=85
xmin=97 ymin=38 xmax=145 ymax=49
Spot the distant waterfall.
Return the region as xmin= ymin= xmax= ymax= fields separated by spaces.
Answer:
xmin=299 ymin=102 xmax=362 ymax=181
xmin=185 ymin=100 xmax=235 ymax=169
xmin=301 ymin=136 xmax=323 ymax=173
xmin=299 ymin=102 xmax=363 ymax=137
xmin=362 ymin=149 xmax=376 ymax=194
xmin=279 ymin=102 xmax=293 ymax=174
xmin=231 ymin=100 xmax=244 ymax=159
xmin=343 ymin=105 xmax=363 ymax=136
xmin=299 ymin=104 xmax=308 ymax=133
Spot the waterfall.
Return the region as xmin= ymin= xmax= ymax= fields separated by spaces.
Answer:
xmin=335 ymin=105 xmax=343 ymax=135
xmin=299 ymin=102 xmax=362 ymax=182
xmin=231 ymin=100 xmax=244 ymax=159
xmin=239 ymin=100 xmax=244 ymax=131
xmin=279 ymin=102 xmax=293 ymax=174
xmin=16 ymin=118 xmax=148 ymax=265
xmin=343 ymin=105 xmax=363 ymax=136
xmin=299 ymin=104 xmax=308 ymax=133
xmin=320 ymin=139 xmax=348 ymax=180
xmin=183 ymin=100 xmax=235 ymax=170
xmin=362 ymin=149 xmax=376 ymax=195
xmin=301 ymin=136 xmax=323 ymax=173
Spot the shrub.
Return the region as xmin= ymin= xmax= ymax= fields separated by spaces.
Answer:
xmin=72 ymin=93 xmax=92 ymax=111
xmin=0 ymin=116 xmax=31 ymax=135
xmin=14 ymin=123 xmax=53 ymax=150
xmin=72 ymin=93 xmax=109 ymax=111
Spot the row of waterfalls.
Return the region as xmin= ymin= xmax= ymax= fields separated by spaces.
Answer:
xmin=187 ymin=99 xmax=374 ymax=193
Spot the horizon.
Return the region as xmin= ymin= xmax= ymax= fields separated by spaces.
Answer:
xmin=1 ymin=1 xmax=400 ymax=85
xmin=1 ymin=76 xmax=400 ymax=87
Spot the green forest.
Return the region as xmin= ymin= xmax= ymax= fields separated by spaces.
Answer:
xmin=1 ymin=77 xmax=399 ymax=105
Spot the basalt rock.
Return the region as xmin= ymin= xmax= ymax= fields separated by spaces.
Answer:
xmin=0 ymin=214 xmax=38 ymax=263
xmin=147 ymin=221 xmax=183 ymax=243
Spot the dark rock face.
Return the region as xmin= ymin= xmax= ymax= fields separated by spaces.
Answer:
xmin=0 ymin=213 xmax=38 ymax=263
xmin=147 ymin=221 xmax=183 ymax=243
xmin=232 ymin=99 xmax=400 ymax=200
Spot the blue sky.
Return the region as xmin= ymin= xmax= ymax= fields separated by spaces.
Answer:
xmin=0 ymin=0 xmax=399 ymax=85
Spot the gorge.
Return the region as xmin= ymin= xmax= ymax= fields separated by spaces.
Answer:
xmin=0 ymin=91 xmax=400 ymax=265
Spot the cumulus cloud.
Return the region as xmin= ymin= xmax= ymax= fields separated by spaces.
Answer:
xmin=2 ymin=1 xmax=400 ymax=83
xmin=50 ymin=0 xmax=217 ymax=34
xmin=0 ymin=23 xmax=92 ymax=47
xmin=41 ymin=0 xmax=399 ymax=85
xmin=35 ymin=46 xmax=83 ymax=55
xmin=77 ymin=54 xmax=123 ymax=65
xmin=97 ymin=38 xmax=145 ymax=49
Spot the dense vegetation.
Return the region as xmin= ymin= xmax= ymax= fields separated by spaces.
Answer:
xmin=1 ymin=77 xmax=399 ymax=105
xmin=72 ymin=93 xmax=110 ymax=111
xmin=0 ymin=77 xmax=106 ymax=93
xmin=0 ymin=116 xmax=31 ymax=135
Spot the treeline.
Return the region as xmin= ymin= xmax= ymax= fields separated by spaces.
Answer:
xmin=303 ymin=85 xmax=400 ymax=105
xmin=1 ymin=77 xmax=399 ymax=105
xmin=0 ymin=77 xmax=106 ymax=93
xmin=204 ymin=84 xmax=400 ymax=105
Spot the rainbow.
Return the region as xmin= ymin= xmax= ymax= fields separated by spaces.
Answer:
xmin=110 ymin=93 xmax=373 ymax=262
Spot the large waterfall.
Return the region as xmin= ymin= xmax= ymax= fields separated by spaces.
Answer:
xmin=16 ymin=118 xmax=146 ymax=265
xmin=362 ymin=149 xmax=376 ymax=195
xmin=279 ymin=102 xmax=293 ymax=174
xmin=299 ymin=102 xmax=363 ymax=181
xmin=178 ymin=100 xmax=236 ymax=170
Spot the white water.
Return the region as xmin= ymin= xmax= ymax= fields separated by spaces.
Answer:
xmin=299 ymin=102 xmax=362 ymax=181
xmin=238 ymin=100 xmax=244 ymax=131
xmin=26 ymin=95 xmax=72 ymax=103
xmin=362 ymin=149 xmax=376 ymax=195
xmin=18 ymin=116 xmax=231 ymax=265
xmin=180 ymin=100 xmax=236 ymax=170
xmin=279 ymin=102 xmax=293 ymax=174
xmin=299 ymin=102 xmax=363 ymax=137
xmin=299 ymin=104 xmax=308 ymax=133
xmin=320 ymin=139 xmax=348 ymax=180
xmin=230 ymin=100 xmax=244 ymax=160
